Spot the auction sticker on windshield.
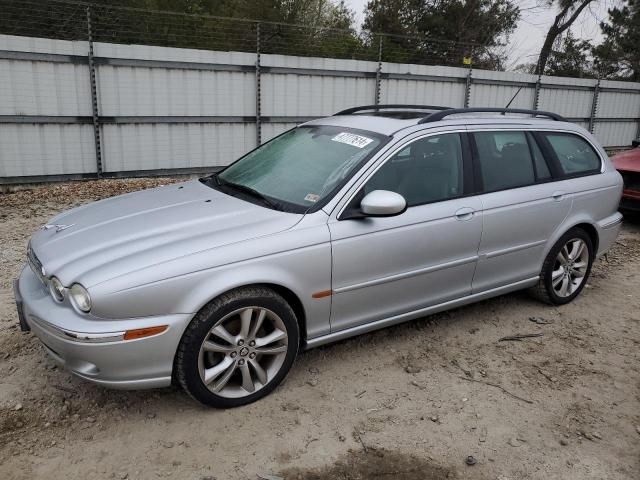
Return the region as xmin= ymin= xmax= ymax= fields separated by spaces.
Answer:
xmin=331 ymin=132 xmax=374 ymax=149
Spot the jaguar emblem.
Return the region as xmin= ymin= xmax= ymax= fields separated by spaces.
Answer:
xmin=42 ymin=224 xmax=75 ymax=233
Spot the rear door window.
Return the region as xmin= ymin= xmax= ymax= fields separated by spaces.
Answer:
xmin=472 ymin=131 xmax=536 ymax=192
xmin=543 ymin=133 xmax=601 ymax=176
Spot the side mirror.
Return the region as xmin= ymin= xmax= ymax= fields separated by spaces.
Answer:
xmin=632 ymin=139 xmax=640 ymax=148
xmin=360 ymin=190 xmax=407 ymax=217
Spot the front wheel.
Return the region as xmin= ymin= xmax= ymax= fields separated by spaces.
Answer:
xmin=175 ymin=287 xmax=299 ymax=407
xmin=530 ymin=227 xmax=594 ymax=305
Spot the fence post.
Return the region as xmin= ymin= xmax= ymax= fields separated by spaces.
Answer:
xmin=86 ymin=6 xmax=102 ymax=176
xmin=533 ymin=73 xmax=542 ymax=111
xmin=374 ymin=35 xmax=383 ymax=105
xmin=636 ymin=99 xmax=640 ymax=141
xmin=464 ymin=67 xmax=473 ymax=108
xmin=589 ymin=76 xmax=601 ymax=135
xmin=255 ymin=23 xmax=262 ymax=147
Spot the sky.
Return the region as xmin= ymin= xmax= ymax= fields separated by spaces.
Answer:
xmin=344 ymin=0 xmax=619 ymax=69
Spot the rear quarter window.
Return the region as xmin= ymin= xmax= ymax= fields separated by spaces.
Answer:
xmin=544 ymin=133 xmax=601 ymax=176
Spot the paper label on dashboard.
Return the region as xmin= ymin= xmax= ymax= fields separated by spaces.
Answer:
xmin=331 ymin=132 xmax=374 ymax=149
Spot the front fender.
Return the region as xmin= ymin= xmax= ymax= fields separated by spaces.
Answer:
xmin=89 ymin=222 xmax=333 ymax=340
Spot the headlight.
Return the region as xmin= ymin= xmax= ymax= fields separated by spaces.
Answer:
xmin=69 ymin=283 xmax=92 ymax=312
xmin=49 ymin=276 xmax=65 ymax=302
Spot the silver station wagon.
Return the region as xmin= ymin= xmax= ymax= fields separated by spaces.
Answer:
xmin=15 ymin=106 xmax=623 ymax=407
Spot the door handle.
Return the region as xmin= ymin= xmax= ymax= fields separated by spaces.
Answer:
xmin=552 ymin=191 xmax=565 ymax=201
xmin=455 ymin=207 xmax=475 ymax=221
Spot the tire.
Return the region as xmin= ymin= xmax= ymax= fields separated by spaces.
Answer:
xmin=530 ymin=227 xmax=594 ymax=305
xmin=175 ymin=287 xmax=299 ymax=408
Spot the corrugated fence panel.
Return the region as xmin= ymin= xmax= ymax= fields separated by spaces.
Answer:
xmin=0 ymin=60 xmax=92 ymax=116
xmin=0 ymin=35 xmax=97 ymax=177
xmin=382 ymin=64 xmax=467 ymax=107
xmin=537 ymin=76 xmax=597 ymax=119
xmin=594 ymin=122 xmax=638 ymax=148
xmin=539 ymin=88 xmax=594 ymax=119
xmin=0 ymin=34 xmax=88 ymax=56
xmin=97 ymin=66 xmax=256 ymax=116
xmin=470 ymin=70 xmax=538 ymax=110
xmin=101 ymin=123 xmax=256 ymax=172
xmin=95 ymin=43 xmax=256 ymax=116
xmin=597 ymin=92 xmax=640 ymax=119
xmin=261 ymin=55 xmax=377 ymax=116
xmin=0 ymin=124 xmax=96 ymax=177
xmin=2 ymin=34 xmax=640 ymax=181
xmin=470 ymin=83 xmax=535 ymax=109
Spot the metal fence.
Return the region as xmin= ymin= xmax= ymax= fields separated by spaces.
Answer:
xmin=1 ymin=1 xmax=640 ymax=184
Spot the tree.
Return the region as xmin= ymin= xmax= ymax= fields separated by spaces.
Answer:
xmin=544 ymin=30 xmax=593 ymax=77
xmin=592 ymin=0 xmax=640 ymax=81
xmin=362 ymin=0 xmax=520 ymax=69
xmin=535 ymin=0 xmax=594 ymax=75
xmin=0 ymin=0 xmax=363 ymax=58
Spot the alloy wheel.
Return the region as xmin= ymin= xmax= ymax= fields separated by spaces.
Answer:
xmin=551 ymin=238 xmax=589 ymax=298
xmin=197 ymin=307 xmax=288 ymax=398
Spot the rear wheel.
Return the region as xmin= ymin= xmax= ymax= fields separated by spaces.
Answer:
xmin=530 ymin=227 xmax=594 ymax=305
xmin=175 ymin=287 xmax=299 ymax=407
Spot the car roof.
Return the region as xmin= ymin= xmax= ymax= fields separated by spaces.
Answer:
xmin=303 ymin=113 xmax=578 ymax=137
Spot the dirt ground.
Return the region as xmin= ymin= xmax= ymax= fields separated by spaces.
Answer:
xmin=0 ymin=178 xmax=639 ymax=480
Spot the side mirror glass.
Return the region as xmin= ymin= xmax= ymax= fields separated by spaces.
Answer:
xmin=360 ymin=190 xmax=407 ymax=217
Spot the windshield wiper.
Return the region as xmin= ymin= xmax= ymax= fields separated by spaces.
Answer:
xmin=215 ymin=175 xmax=280 ymax=210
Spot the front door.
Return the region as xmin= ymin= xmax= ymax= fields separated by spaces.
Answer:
xmin=328 ymin=132 xmax=483 ymax=332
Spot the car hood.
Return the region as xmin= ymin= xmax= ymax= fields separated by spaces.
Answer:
xmin=29 ymin=180 xmax=303 ymax=287
xmin=612 ymin=148 xmax=640 ymax=172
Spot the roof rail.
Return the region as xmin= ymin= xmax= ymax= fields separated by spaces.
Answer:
xmin=335 ymin=104 xmax=452 ymax=116
xmin=418 ymin=107 xmax=565 ymax=124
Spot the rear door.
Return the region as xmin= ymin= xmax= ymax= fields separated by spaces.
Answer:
xmin=471 ymin=129 xmax=571 ymax=293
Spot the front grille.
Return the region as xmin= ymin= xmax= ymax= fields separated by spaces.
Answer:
xmin=27 ymin=244 xmax=47 ymax=287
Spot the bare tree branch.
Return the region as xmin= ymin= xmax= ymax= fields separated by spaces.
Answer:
xmin=535 ymin=0 xmax=594 ymax=75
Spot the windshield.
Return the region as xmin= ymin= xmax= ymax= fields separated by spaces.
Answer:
xmin=213 ymin=125 xmax=386 ymax=212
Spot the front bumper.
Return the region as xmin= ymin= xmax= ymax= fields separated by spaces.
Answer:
xmin=16 ymin=266 xmax=192 ymax=390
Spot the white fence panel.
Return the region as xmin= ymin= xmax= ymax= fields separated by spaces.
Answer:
xmin=101 ymin=123 xmax=256 ymax=172
xmin=470 ymin=83 xmax=536 ymax=109
xmin=594 ymin=122 xmax=639 ymax=150
xmin=261 ymin=55 xmax=378 ymax=117
xmin=0 ymin=124 xmax=96 ymax=177
xmin=94 ymin=43 xmax=257 ymax=117
xmin=97 ymin=66 xmax=256 ymax=117
xmin=382 ymin=64 xmax=467 ymax=107
xmin=597 ymin=89 xmax=640 ymax=119
xmin=1 ymin=33 xmax=640 ymax=182
xmin=0 ymin=60 xmax=92 ymax=116
xmin=470 ymin=71 xmax=537 ymax=110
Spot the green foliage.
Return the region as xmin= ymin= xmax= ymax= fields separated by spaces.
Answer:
xmin=545 ymin=31 xmax=594 ymax=78
xmin=593 ymin=0 xmax=640 ymax=81
xmin=363 ymin=0 xmax=520 ymax=69
xmin=0 ymin=0 xmax=367 ymax=58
